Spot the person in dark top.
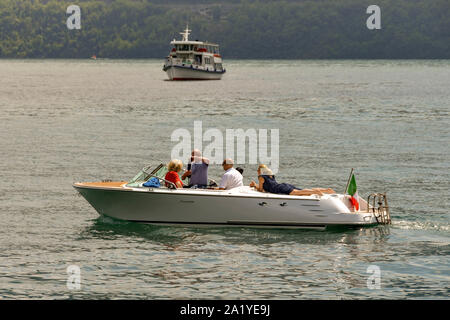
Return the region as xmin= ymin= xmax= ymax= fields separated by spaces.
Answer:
xmin=181 ymin=149 xmax=209 ymax=188
xmin=235 ymin=167 xmax=244 ymax=175
xmin=249 ymin=164 xmax=335 ymax=196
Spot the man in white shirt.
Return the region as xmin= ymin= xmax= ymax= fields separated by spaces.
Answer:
xmin=217 ymin=158 xmax=243 ymax=190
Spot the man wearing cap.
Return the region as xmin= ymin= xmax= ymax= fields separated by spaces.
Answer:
xmin=217 ymin=158 xmax=244 ymax=190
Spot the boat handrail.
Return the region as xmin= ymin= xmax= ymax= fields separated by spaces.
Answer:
xmin=142 ymin=164 xmax=216 ymax=188
xmin=148 ymin=163 xmax=164 ymax=175
xmin=143 ymin=173 xmax=177 ymax=189
xmin=367 ymin=193 xmax=391 ymax=224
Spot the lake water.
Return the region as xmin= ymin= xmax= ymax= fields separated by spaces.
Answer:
xmin=0 ymin=59 xmax=448 ymax=299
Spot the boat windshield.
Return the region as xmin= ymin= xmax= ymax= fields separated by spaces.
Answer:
xmin=126 ymin=164 xmax=168 ymax=187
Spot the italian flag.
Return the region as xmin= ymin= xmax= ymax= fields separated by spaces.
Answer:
xmin=347 ymin=174 xmax=360 ymax=211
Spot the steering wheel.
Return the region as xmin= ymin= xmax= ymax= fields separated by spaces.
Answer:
xmin=208 ymin=179 xmax=218 ymax=188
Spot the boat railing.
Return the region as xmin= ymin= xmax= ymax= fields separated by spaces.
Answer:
xmin=367 ymin=193 xmax=391 ymax=224
xmin=132 ymin=164 xmax=217 ymax=189
xmin=143 ymin=173 xmax=177 ymax=189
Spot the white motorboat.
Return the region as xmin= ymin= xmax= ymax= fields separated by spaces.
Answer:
xmin=162 ymin=26 xmax=225 ymax=80
xmin=73 ymin=164 xmax=391 ymax=230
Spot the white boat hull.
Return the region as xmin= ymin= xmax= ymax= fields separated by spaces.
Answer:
xmin=165 ymin=65 xmax=224 ymax=80
xmin=73 ymin=184 xmax=379 ymax=230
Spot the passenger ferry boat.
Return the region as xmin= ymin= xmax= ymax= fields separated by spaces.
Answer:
xmin=163 ymin=26 xmax=225 ymax=80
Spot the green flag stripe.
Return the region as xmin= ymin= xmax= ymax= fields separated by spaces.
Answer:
xmin=347 ymin=174 xmax=357 ymax=196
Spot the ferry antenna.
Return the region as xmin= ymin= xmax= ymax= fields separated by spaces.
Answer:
xmin=180 ymin=24 xmax=191 ymax=41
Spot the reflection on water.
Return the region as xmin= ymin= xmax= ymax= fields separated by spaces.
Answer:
xmin=84 ymin=216 xmax=392 ymax=247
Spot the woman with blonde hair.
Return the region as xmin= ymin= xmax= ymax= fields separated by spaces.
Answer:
xmin=249 ymin=164 xmax=335 ymax=196
xmin=165 ymin=159 xmax=184 ymax=188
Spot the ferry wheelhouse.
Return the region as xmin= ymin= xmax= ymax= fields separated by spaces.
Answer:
xmin=163 ymin=26 xmax=225 ymax=80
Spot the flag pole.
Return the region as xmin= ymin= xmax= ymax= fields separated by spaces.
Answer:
xmin=344 ymin=168 xmax=354 ymax=194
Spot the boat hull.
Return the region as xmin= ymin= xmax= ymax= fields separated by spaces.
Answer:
xmin=164 ymin=65 xmax=224 ymax=80
xmin=73 ymin=183 xmax=378 ymax=230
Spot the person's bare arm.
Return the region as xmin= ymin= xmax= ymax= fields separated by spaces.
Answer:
xmin=257 ymin=176 xmax=265 ymax=192
xmin=181 ymin=170 xmax=191 ymax=180
xmin=215 ymin=173 xmax=227 ymax=190
xmin=250 ymin=176 xmax=265 ymax=192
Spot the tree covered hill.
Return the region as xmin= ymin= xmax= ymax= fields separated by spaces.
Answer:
xmin=0 ymin=0 xmax=448 ymax=58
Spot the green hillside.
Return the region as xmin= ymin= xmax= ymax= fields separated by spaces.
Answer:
xmin=0 ymin=0 xmax=448 ymax=58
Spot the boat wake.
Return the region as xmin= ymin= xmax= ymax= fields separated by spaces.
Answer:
xmin=391 ymin=219 xmax=449 ymax=232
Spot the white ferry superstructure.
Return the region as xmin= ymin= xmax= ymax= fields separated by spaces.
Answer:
xmin=163 ymin=26 xmax=226 ymax=80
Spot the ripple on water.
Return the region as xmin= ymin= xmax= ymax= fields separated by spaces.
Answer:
xmin=0 ymin=59 xmax=449 ymax=299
